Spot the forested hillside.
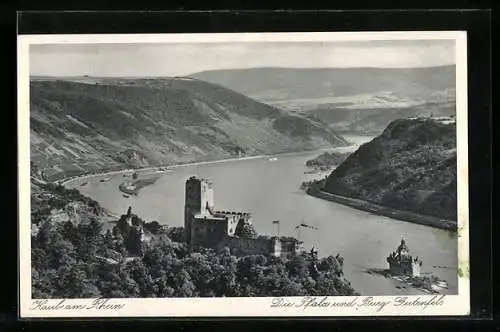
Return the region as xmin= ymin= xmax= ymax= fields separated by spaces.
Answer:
xmin=31 ymin=180 xmax=358 ymax=298
xmin=322 ymin=117 xmax=457 ymax=221
xmin=30 ymin=77 xmax=348 ymax=181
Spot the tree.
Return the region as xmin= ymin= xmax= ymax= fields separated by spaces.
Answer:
xmin=47 ymin=235 xmax=77 ymax=270
xmin=236 ymin=255 xmax=267 ymax=290
xmin=31 ymin=247 xmax=49 ymax=272
xmin=318 ymin=255 xmax=343 ymax=276
xmin=75 ymin=218 xmax=102 ymax=262
xmin=102 ymin=229 xmax=115 ymax=252
xmin=214 ymin=250 xmax=238 ymax=296
xmin=234 ymin=220 xmax=258 ymax=239
xmin=184 ymin=252 xmax=216 ymax=296
xmin=113 ymin=232 xmax=128 ymax=257
xmin=32 ymin=268 xmax=58 ymax=298
xmin=124 ymin=227 xmax=144 ymax=256
xmin=167 ymin=267 xmax=196 ymax=297
xmin=35 ymin=219 xmax=56 ymax=248
xmin=144 ymin=221 xmax=161 ymax=234
xmin=286 ymin=254 xmax=311 ymax=279
xmin=166 ymin=227 xmax=185 ymax=243
xmin=142 ymin=246 xmax=169 ymax=279
xmin=55 ymin=264 xmax=102 ymax=298
xmin=60 ymin=220 xmax=79 ymax=245
xmin=95 ymin=263 xmax=140 ymax=298
xmin=275 ymin=277 xmax=306 ymax=296
xmin=126 ymin=259 xmax=157 ymax=297
xmin=314 ymin=274 xmax=340 ymax=296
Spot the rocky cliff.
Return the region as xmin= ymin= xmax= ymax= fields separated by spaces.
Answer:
xmin=30 ymin=77 xmax=348 ymax=180
xmin=322 ymin=117 xmax=457 ymax=221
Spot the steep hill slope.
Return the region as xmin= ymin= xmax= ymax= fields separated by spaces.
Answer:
xmin=322 ymin=117 xmax=457 ymax=221
xmin=30 ymin=77 xmax=348 ymax=180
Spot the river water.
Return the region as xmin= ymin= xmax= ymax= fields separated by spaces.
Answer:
xmin=66 ymin=135 xmax=458 ymax=296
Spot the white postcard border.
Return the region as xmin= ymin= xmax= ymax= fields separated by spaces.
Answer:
xmin=18 ymin=31 xmax=470 ymax=318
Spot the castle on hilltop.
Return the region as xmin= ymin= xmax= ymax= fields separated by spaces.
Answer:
xmin=184 ymin=176 xmax=301 ymax=258
xmin=386 ymin=238 xmax=422 ymax=277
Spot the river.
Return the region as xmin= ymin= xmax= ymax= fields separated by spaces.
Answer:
xmin=66 ymin=135 xmax=458 ymax=296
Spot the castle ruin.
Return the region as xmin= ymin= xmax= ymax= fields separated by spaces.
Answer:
xmin=184 ymin=176 xmax=300 ymax=258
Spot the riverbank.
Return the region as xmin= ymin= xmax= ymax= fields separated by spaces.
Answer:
xmin=306 ymin=187 xmax=457 ymax=232
xmin=59 ymin=154 xmax=273 ymax=187
xmin=59 ymin=145 xmax=346 ymax=187
xmin=365 ymin=268 xmax=449 ymax=294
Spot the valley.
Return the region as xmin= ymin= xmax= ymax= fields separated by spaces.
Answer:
xmin=30 ymin=76 xmax=348 ymax=181
xmin=192 ymin=66 xmax=456 ymax=136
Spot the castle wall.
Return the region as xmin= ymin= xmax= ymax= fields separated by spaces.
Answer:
xmin=388 ymin=259 xmax=421 ymax=277
xmin=216 ymin=236 xmax=278 ymax=257
xmin=215 ymin=236 xmax=298 ymax=258
xmin=184 ymin=207 xmax=194 ymax=245
xmin=191 ymin=216 xmax=229 ymax=247
xmin=389 ymin=263 xmax=402 ymax=275
xmin=411 ymin=261 xmax=421 ymax=277
xmin=226 ymin=215 xmax=239 ymax=236
xmin=280 ymin=238 xmax=299 ymax=258
xmin=213 ymin=211 xmax=252 ymax=236
xmin=152 ymin=231 xmax=172 ymax=247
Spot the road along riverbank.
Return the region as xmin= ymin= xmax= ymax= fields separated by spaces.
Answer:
xmin=59 ymin=146 xmax=344 ymax=187
xmin=306 ymin=187 xmax=457 ymax=232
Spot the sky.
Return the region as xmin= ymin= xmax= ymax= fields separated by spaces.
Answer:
xmin=29 ymin=39 xmax=456 ymax=77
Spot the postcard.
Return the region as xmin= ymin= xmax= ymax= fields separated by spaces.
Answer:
xmin=18 ymin=31 xmax=469 ymax=317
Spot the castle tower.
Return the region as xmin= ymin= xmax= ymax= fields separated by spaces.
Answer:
xmin=387 ymin=238 xmax=423 ymax=277
xmin=397 ymin=238 xmax=410 ymax=257
xmin=270 ymin=237 xmax=282 ymax=258
xmin=184 ymin=176 xmax=215 ymax=244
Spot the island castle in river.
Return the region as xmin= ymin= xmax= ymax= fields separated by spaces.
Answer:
xmin=184 ymin=176 xmax=301 ymax=258
xmin=387 ymin=238 xmax=422 ymax=277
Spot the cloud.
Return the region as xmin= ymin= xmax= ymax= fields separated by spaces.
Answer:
xmin=30 ymin=40 xmax=456 ymax=77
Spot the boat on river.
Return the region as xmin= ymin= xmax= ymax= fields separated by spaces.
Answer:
xmin=268 ymin=157 xmax=278 ymax=162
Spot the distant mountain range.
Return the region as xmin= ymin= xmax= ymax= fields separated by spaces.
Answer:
xmin=191 ymin=66 xmax=456 ymax=101
xmin=191 ymin=66 xmax=456 ymax=135
xmin=30 ymin=76 xmax=348 ymax=181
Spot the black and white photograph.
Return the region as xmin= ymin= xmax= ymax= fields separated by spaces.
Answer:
xmin=18 ymin=32 xmax=469 ymax=317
